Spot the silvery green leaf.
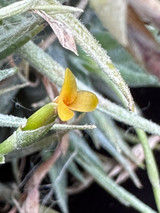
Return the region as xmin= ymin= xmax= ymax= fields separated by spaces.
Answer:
xmin=0 ymin=75 xmax=22 ymax=113
xmin=0 ymin=114 xmax=26 ymax=128
xmin=69 ymin=132 xmax=102 ymax=169
xmin=49 ymin=158 xmax=68 ymax=213
xmin=89 ymin=111 xmax=138 ymax=165
xmin=0 ymin=68 xmax=18 ymax=81
xmin=0 ymin=82 xmax=30 ymax=95
xmin=0 ymin=11 xmax=43 ymax=59
xmin=6 ymin=132 xmax=58 ymax=162
xmin=0 ymin=123 xmax=53 ymax=163
xmin=68 ymin=161 xmax=85 ymax=183
xmin=98 ymin=98 xmax=160 ymax=136
xmin=86 ymin=124 xmax=141 ymax=188
xmin=69 ymin=30 xmax=160 ymax=88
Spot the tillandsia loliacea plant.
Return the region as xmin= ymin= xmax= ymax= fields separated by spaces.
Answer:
xmin=1 ymin=1 xmax=160 ymax=213
xmin=0 ymin=68 xmax=98 ymax=160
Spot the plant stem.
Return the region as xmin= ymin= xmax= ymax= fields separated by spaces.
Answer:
xmin=136 ymin=129 xmax=160 ymax=212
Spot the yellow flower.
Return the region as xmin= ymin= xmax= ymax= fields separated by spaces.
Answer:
xmin=55 ymin=68 xmax=98 ymax=121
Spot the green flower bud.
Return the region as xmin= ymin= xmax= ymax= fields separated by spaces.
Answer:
xmin=22 ymin=102 xmax=57 ymax=131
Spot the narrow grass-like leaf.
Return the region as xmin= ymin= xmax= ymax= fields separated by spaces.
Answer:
xmin=19 ymin=41 xmax=95 ymax=92
xmin=69 ymin=44 xmax=160 ymax=88
xmin=0 ymin=114 xmax=26 ymax=128
xmin=89 ymin=111 xmax=138 ymax=164
xmin=68 ymin=161 xmax=85 ymax=183
xmin=69 ymin=54 xmax=131 ymax=104
xmin=6 ymin=132 xmax=58 ymax=162
xmin=99 ymin=97 xmax=160 ymax=136
xmin=34 ymin=4 xmax=83 ymax=14
xmin=121 ymin=129 xmax=139 ymax=144
xmin=120 ymin=69 xmax=160 ymax=87
xmin=49 ymin=159 xmax=68 ymax=213
xmin=0 ymin=0 xmax=83 ymax=57
xmin=70 ymin=132 xmax=103 ymax=169
xmin=85 ymin=126 xmax=141 ymax=187
xmin=0 ymin=82 xmax=30 ymax=95
xmin=0 ymin=68 xmax=19 ymax=81
xmin=0 ymin=12 xmax=44 ymax=59
xmin=136 ymin=129 xmax=160 ymax=212
xmin=0 ymin=0 xmax=83 ymax=20
xmin=0 ymin=0 xmax=34 ymax=20
xmin=0 ymin=123 xmax=53 ymax=163
xmin=96 ymin=30 xmax=160 ymax=88
xmin=70 ymin=133 xmax=155 ymax=211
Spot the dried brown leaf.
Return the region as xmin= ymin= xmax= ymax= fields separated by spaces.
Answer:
xmin=42 ymin=76 xmax=58 ymax=100
xmin=109 ymin=136 xmax=160 ymax=186
xmin=90 ymin=1 xmax=160 ymax=79
xmin=90 ymin=0 xmax=128 ymax=46
xmin=128 ymin=0 xmax=160 ymax=28
xmin=127 ymin=5 xmax=160 ymax=78
xmin=35 ymin=10 xmax=78 ymax=55
xmin=20 ymin=135 xmax=68 ymax=213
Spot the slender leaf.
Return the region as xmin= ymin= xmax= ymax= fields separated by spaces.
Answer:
xmin=0 ymin=67 xmax=19 ymax=81
xmin=70 ymin=132 xmax=102 ymax=169
xmin=136 ymin=129 xmax=160 ymax=212
xmin=68 ymin=161 xmax=85 ymax=183
xmin=85 ymin=125 xmax=141 ymax=187
xmin=99 ymin=98 xmax=160 ymax=136
xmin=0 ymin=123 xmax=53 ymax=163
xmin=0 ymin=114 xmax=26 ymax=128
xmin=49 ymin=158 xmax=69 ymax=213
xmin=0 ymin=12 xmax=44 ymax=59
xmin=88 ymin=111 xmax=138 ymax=163
xmin=0 ymin=82 xmax=30 ymax=95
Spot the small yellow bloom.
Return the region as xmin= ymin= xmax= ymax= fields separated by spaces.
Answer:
xmin=55 ymin=68 xmax=98 ymax=121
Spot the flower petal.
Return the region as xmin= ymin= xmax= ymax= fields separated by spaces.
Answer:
xmin=58 ymin=99 xmax=74 ymax=121
xmin=69 ymin=91 xmax=98 ymax=112
xmin=59 ymin=68 xmax=77 ymax=105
